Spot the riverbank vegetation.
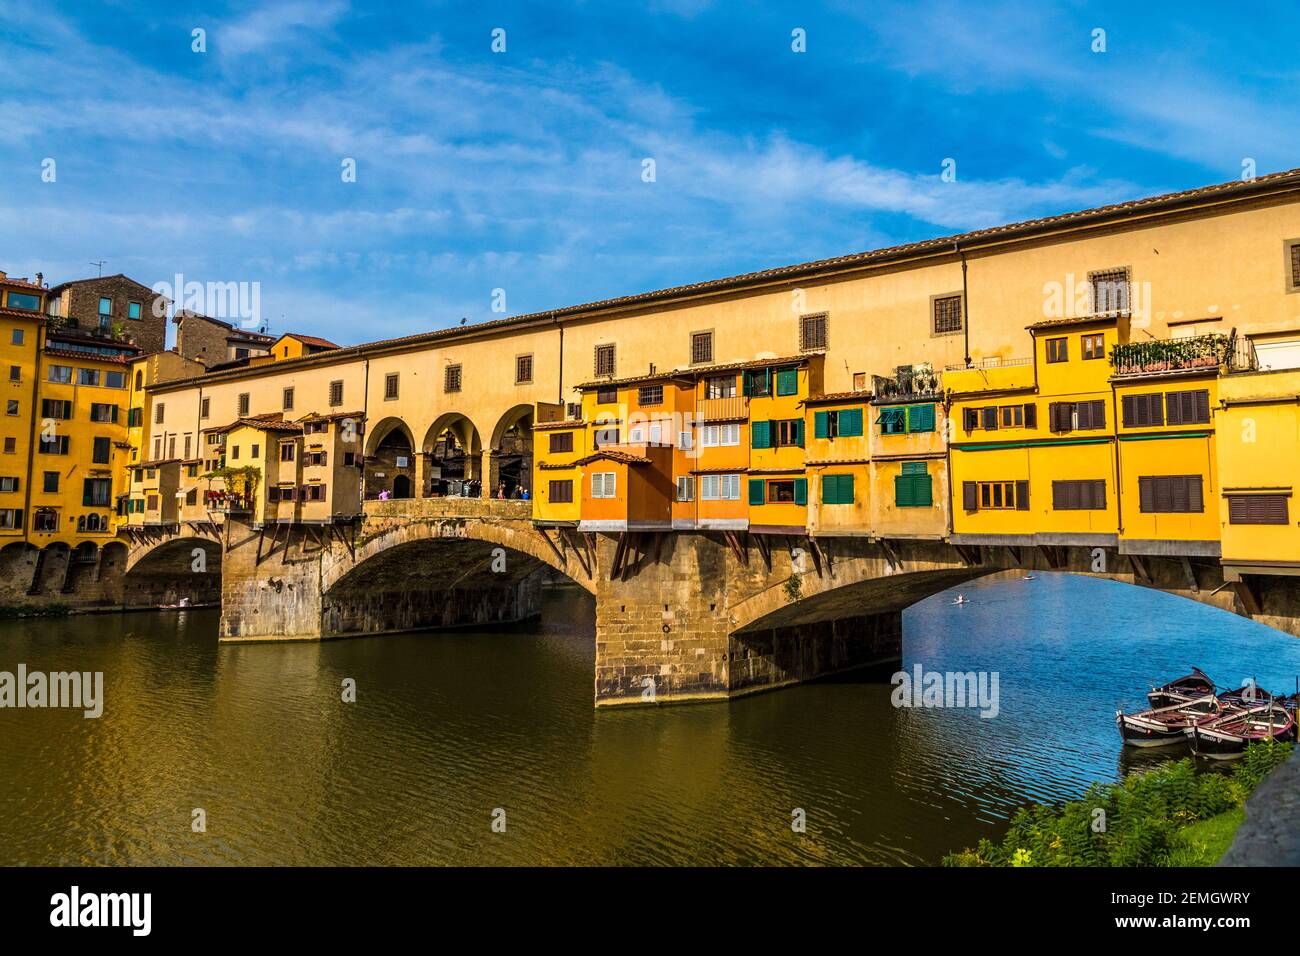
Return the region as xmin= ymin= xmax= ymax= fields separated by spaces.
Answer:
xmin=943 ymin=742 xmax=1292 ymax=867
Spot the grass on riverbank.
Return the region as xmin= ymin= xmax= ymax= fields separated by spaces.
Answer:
xmin=943 ymin=742 xmax=1291 ymax=867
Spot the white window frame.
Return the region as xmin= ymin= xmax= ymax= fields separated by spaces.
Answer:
xmin=676 ymin=476 xmax=694 ymax=502
xmin=591 ymin=471 xmax=617 ymax=498
xmin=678 ymin=430 xmax=693 ymax=450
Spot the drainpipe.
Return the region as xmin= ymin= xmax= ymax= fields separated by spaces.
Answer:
xmin=1110 ymin=379 xmax=1124 ymax=536
xmin=956 ymin=241 xmax=971 ymax=368
xmin=21 ymin=322 xmax=44 ymax=546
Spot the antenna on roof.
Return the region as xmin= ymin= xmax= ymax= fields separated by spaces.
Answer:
xmin=89 ymin=259 xmax=107 ymax=277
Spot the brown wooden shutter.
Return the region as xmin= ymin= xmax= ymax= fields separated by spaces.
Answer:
xmin=1229 ymin=494 xmax=1289 ymax=524
xmin=964 ymin=408 xmax=978 ymax=431
xmin=1023 ymin=403 xmax=1037 ymax=428
xmin=1089 ymin=400 xmax=1105 ymax=429
xmin=982 ymin=407 xmax=998 ymax=430
xmin=1195 ymin=390 xmax=1210 ymax=423
xmin=1122 ymin=394 xmax=1136 ymax=427
xmin=1015 ymin=480 xmax=1029 ymax=510
xmin=1148 ymin=393 xmax=1164 ymax=426
xmin=1091 ymin=479 xmax=1107 ymax=510
xmin=1138 ymin=476 xmax=1155 ymax=512
xmin=1075 ymin=401 xmax=1092 ymax=430
xmin=1187 ymin=476 xmax=1203 ymax=513
xmin=963 ymin=481 xmax=978 ymax=511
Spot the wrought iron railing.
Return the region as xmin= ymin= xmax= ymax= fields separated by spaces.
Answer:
xmin=1109 ymin=333 xmax=1229 ymax=375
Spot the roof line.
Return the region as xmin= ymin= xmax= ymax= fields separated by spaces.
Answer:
xmin=147 ymin=167 xmax=1300 ymax=393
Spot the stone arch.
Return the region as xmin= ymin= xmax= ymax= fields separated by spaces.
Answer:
xmin=122 ymin=535 xmax=222 ymax=607
xmin=322 ymin=513 xmax=593 ymax=596
xmin=488 ymin=404 xmax=534 ymax=499
xmin=0 ymin=541 xmax=40 ymax=599
xmin=363 ymin=417 xmax=416 ymax=500
xmin=419 ymin=413 xmax=484 ymax=497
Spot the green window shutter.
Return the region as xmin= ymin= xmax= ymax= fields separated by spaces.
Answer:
xmin=908 ymin=404 xmax=935 ymax=432
xmin=901 ymin=460 xmax=927 ymax=475
xmin=840 ymin=473 xmax=854 ymax=504
xmin=751 ymin=420 xmax=771 ymax=448
xmin=776 ymin=369 xmax=798 ymax=396
xmin=842 ymin=408 xmax=863 ymax=436
xmin=794 ymin=418 xmax=805 ymax=447
xmin=821 ymin=475 xmax=836 ymax=504
xmin=82 ymin=479 xmax=93 ymax=507
xmin=794 ymin=477 xmax=807 ymax=506
xmin=814 ymin=411 xmax=829 ymax=439
xmin=748 ymin=478 xmax=766 ymax=505
xmin=894 ymin=474 xmax=913 ymax=507
xmin=914 ymin=475 xmax=933 ymax=507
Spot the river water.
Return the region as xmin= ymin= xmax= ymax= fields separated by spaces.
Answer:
xmin=2 ymin=573 xmax=1298 ymax=866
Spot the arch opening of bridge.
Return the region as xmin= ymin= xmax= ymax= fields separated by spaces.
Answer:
xmin=121 ymin=536 xmax=222 ymax=608
xmin=420 ymin=413 xmax=483 ymax=498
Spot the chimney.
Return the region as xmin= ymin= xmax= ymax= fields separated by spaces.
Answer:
xmin=35 ymin=272 xmax=43 ymax=287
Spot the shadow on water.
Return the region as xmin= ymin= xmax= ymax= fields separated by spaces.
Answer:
xmin=1 ymin=572 xmax=1297 ymax=865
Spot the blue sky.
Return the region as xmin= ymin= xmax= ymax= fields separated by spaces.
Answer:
xmin=2 ymin=0 xmax=1298 ymax=345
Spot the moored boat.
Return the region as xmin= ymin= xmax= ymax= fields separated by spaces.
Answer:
xmin=1117 ymin=691 xmax=1221 ymax=748
xmin=1147 ymin=667 xmax=1215 ymax=708
xmin=1188 ymin=699 xmax=1296 ymax=760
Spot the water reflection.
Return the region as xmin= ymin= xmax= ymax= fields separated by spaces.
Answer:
xmin=1 ymin=573 xmax=1297 ymax=865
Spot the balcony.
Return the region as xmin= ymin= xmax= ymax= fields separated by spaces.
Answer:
xmin=696 ymin=395 xmax=749 ymax=422
xmin=944 ymin=357 xmax=1035 ymax=395
xmin=871 ymin=365 xmax=942 ymax=404
xmin=1110 ymin=333 xmax=1231 ymax=377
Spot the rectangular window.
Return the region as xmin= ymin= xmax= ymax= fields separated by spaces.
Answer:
xmin=1122 ymin=393 xmax=1165 ymax=428
xmin=0 ymin=476 xmax=17 ymax=492
xmin=90 ymin=403 xmax=118 ymax=423
xmin=33 ymin=509 xmax=58 ymax=532
xmin=1046 ymin=337 xmax=1068 ymax=363
xmin=705 ymin=375 xmax=736 ymax=399
xmin=83 ymin=477 xmax=111 ymax=507
xmin=11 ymin=329 xmax=23 ymax=345
xmin=283 ymin=387 xmax=295 ymax=410
xmin=1082 ymin=333 xmax=1106 ymax=360
xmin=933 ymin=294 xmax=963 ymax=334
xmin=516 ymin=354 xmax=533 ymax=384
xmin=638 ymin=385 xmax=663 ymax=406
xmin=444 ymin=364 xmax=462 ymax=393
xmin=43 ymin=471 xmax=59 ymax=493
xmin=548 ymin=432 xmax=574 ymax=453
xmin=1289 ymin=239 xmax=1300 ymax=291
xmin=201 ymin=397 xmax=211 ymax=419
xmin=1165 ymin=389 xmax=1211 ymax=426
xmin=48 ymin=365 xmax=72 ymax=384
xmin=41 ymin=399 xmax=72 ymax=420
xmin=1000 ymin=405 xmax=1023 ymax=428
xmin=821 ymin=473 xmax=856 ymax=505
xmin=1138 ymin=475 xmax=1204 ymax=513
xmin=3 ymin=437 xmax=14 ymax=453
xmin=280 ymin=443 xmax=296 ymax=462
xmin=775 ymin=368 xmax=799 ymax=396
xmin=385 ymin=373 xmax=399 ymax=400
xmin=767 ymin=480 xmax=795 ymax=503
xmin=773 ymin=419 xmax=804 ymax=448
xmin=40 ymin=435 xmax=70 ymax=455
xmin=4 ymin=399 xmax=15 ymax=416
xmin=965 ymin=480 xmax=1029 ymax=511
xmin=77 ymin=368 xmax=100 ymax=386
xmin=691 ymin=331 xmax=713 ymax=365
xmin=92 ymin=437 xmax=110 ymax=464
xmin=894 ymin=461 xmax=933 ymax=507
xmin=1052 ymin=479 xmax=1107 ymax=510
xmin=8 ymin=366 xmax=19 ymax=382
xmin=0 ymin=508 xmax=22 ymax=529
xmin=702 ymin=474 xmax=741 ymax=500
xmin=548 ymin=479 xmax=574 ymax=503
xmin=105 ymin=371 xmax=124 ymax=389
xmin=128 ymin=301 xmax=142 ymax=320
xmin=238 ymin=393 xmax=250 ymax=416
xmin=1050 ymin=400 xmax=1106 ymax=432
xmin=155 ymin=403 xmax=165 ymax=424
xmin=591 ymin=471 xmax=616 ymax=498
xmin=1090 ymin=269 xmax=1130 ymax=314
xmin=877 ymin=407 xmax=906 ymax=435
xmin=7 ymin=294 xmax=38 ymax=312
xmin=329 ymin=381 xmax=344 ymax=407
xmin=1227 ymin=494 xmax=1289 ymax=525
xmin=799 ymin=314 xmax=828 ymax=352
xmin=700 ymin=423 xmax=740 ymax=447
xmin=98 ymin=297 xmax=112 ymax=316
xmin=595 ymin=387 xmax=617 ymax=405
xmin=676 ymin=476 xmax=695 ymax=502
xmin=594 ymin=344 xmax=616 ymax=377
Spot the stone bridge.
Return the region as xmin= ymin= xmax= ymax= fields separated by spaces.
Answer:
xmin=117 ymin=497 xmax=1300 ymax=707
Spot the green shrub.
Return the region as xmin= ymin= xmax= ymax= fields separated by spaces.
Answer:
xmin=942 ymin=742 xmax=1292 ymax=867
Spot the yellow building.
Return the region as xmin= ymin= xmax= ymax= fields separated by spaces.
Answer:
xmin=0 ymin=272 xmax=46 ymax=542
xmin=746 ymin=357 xmax=820 ymax=533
